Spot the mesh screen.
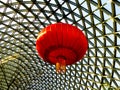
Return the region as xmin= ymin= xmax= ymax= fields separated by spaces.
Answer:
xmin=0 ymin=0 xmax=120 ymax=90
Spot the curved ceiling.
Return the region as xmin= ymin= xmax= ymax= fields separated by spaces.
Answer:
xmin=0 ymin=0 xmax=120 ymax=90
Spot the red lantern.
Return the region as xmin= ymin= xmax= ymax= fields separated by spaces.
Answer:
xmin=36 ymin=22 xmax=88 ymax=73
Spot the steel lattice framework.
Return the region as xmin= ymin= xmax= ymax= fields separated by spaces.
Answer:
xmin=0 ymin=0 xmax=120 ymax=90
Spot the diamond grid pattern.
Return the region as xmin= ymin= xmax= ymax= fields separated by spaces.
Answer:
xmin=0 ymin=0 xmax=120 ymax=90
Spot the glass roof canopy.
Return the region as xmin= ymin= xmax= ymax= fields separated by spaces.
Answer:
xmin=0 ymin=0 xmax=120 ymax=89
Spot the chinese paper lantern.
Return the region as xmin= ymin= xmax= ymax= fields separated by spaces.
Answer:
xmin=36 ymin=22 xmax=88 ymax=73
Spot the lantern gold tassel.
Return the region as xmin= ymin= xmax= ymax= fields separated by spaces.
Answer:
xmin=56 ymin=58 xmax=66 ymax=74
